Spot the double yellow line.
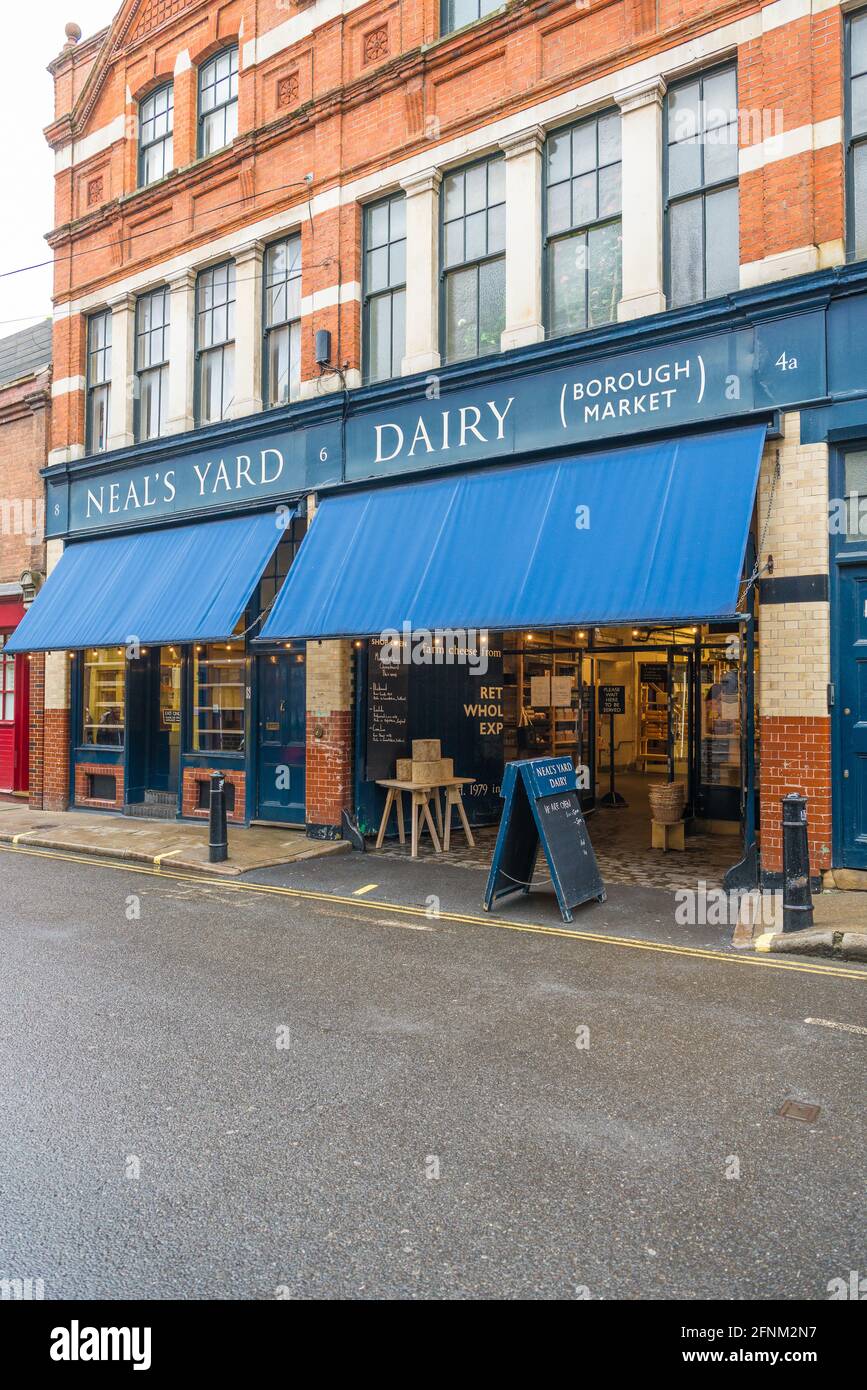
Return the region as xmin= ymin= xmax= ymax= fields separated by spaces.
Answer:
xmin=1 ymin=841 xmax=864 ymax=981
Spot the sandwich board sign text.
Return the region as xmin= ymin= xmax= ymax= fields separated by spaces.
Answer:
xmin=484 ymin=757 xmax=605 ymax=923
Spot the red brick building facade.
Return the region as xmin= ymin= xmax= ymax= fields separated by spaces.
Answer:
xmin=0 ymin=321 xmax=51 ymax=801
xmin=25 ymin=0 xmax=867 ymax=883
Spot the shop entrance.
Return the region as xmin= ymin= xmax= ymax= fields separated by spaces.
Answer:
xmin=361 ymin=622 xmax=751 ymax=890
xmin=125 ymin=646 xmax=182 ymax=813
xmin=256 ymin=647 xmax=307 ymax=824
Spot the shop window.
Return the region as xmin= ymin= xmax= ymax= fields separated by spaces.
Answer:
xmin=196 ymin=778 xmax=236 ymax=813
xmin=135 ymin=286 xmax=170 ymax=441
xmin=0 ymin=639 xmax=14 ymax=723
xmin=700 ymin=648 xmax=741 ymax=791
xmin=86 ymin=310 xmax=112 ymax=455
xmin=666 ymin=64 xmax=739 ymax=308
xmin=848 ymin=11 xmax=867 ymax=260
xmin=192 ymin=641 xmax=246 ymax=753
xmin=441 ymin=155 xmax=506 ymax=363
xmin=139 ymin=83 xmax=174 ymax=187
xmin=545 ymin=111 xmax=622 ymax=336
xmin=198 ymin=47 xmax=239 ymax=158
xmin=196 ymin=262 xmax=235 ymax=425
xmin=844 ymin=449 xmax=867 ymax=536
xmin=363 ymin=193 xmax=406 ymax=382
xmin=441 ymin=0 xmax=499 ymax=35
xmin=264 ymin=235 xmax=302 ymax=408
xmin=82 ymin=648 xmax=125 ymax=747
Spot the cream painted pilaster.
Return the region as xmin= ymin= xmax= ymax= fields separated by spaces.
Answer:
xmin=615 ymin=76 xmax=667 ymax=321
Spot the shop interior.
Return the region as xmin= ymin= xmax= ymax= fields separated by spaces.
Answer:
xmin=366 ymin=620 xmax=752 ymax=890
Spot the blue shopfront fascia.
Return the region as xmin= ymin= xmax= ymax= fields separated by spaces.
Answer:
xmin=43 ymin=262 xmax=867 ymax=543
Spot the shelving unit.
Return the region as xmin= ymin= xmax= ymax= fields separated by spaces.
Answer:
xmin=82 ymin=650 xmax=125 ymax=746
xmin=515 ymin=633 xmax=587 ymax=766
xmin=638 ymin=680 xmax=668 ymax=771
xmin=194 ymin=647 xmax=245 ymax=753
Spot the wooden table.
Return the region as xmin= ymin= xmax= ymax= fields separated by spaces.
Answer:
xmin=375 ymin=777 xmax=476 ymax=858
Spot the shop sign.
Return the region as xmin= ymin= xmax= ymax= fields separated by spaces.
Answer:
xmin=598 ymin=685 xmax=626 ymax=715
xmin=46 ymin=420 xmax=342 ymax=539
xmin=48 ymin=300 xmax=832 ymax=540
xmin=346 ymin=309 xmax=826 ymax=481
xmin=485 ymin=757 xmax=605 ymax=923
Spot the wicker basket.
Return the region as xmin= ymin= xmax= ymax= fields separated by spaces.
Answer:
xmin=648 ymin=780 xmax=686 ymax=825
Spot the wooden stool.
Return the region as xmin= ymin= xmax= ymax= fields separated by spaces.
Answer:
xmin=375 ymin=780 xmax=442 ymax=858
xmin=651 ymin=818 xmax=685 ymax=851
xmin=441 ymin=781 xmax=476 ymax=852
xmin=375 ymin=786 xmax=406 ymax=849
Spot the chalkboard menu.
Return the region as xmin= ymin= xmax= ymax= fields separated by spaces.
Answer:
xmin=484 ymin=757 xmax=606 ymax=923
xmin=366 ymin=637 xmax=409 ymax=780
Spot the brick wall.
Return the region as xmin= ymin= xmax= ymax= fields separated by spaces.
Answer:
xmin=759 ymin=716 xmax=832 ymax=876
xmin=305 ymin=639 xmax=353 ymax=833
xmin=181 ymin=767 xmax=246 ymax=822
xmin=0 ymin=370 xmax=49 ymax=583
xmin=74 ymin=759 xmax=125 ymax=810
xmin=755 ymin=411 xmax=832 ymax=878
xmin=43 ymin=707 xmax=71 ymax=811
xmin=46 ymin=0 xmax=853 ymax=456
xmin=28 ymin=654 xmax=45 ymax=807
xmin=0 ymin=365 xmax=49 ymax=804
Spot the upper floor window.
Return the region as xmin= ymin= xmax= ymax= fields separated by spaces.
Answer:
xmin=545 ymin=111 xmax=622 ymax=337
xmin=363 ymin=194 xmax=406 ymax=383
xmin=86 ymin=309 xmax=111 ymax=454
xmin=198 ymin=47 xmax=239 ymax=158
xmin=666 ymin=64 xmax=739 ymax=308
xmin=848 ymin=10 xmax=867 ymax=259
xmin=441 ymin=155 xmax=506 ymax=363
xmin=196 ymin=262 xmax=235 ymax=425
xmin=442 ymin=1 xmax=499 ymax=36
xmin=264 ymin=236 xmax=302 ymax=408
xmin=139 ymin=83 xmax=174 ymax=187
xmin=135 ymin=286 xmax=170 ymax=442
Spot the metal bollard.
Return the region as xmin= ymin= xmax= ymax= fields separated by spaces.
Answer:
xmin=209 ymin=772 xmax=228 ymax=864
xmin=781 ymin=792 xmax=813 ymax=932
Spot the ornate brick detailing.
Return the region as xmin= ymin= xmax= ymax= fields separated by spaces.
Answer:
xmin=277 ymin=72 xmax=300 ymax=110
xmin=129 ymin=0 xmax=197 ymax=43
xmin=86 ymin=176 xmax=104 ymax=207
xmin=182 ymin=768 xmax=246 ymax=823
xmin=363 ymin=26 xmax=389 ymax=65
xmin=759 ymin=715 xmax=831 ymax=875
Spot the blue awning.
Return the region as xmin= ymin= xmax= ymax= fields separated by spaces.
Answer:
xmin=6 ymin=510 xmax=289 ymax=652
xmin=259 ymin=425 xmax=765 ymax=640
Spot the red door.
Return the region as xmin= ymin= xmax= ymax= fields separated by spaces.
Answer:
xmin=0 ymin=603 xmax=28 ymax=795
xmin=13 ymin=651 xmax=29 ymax=792
xmin=0 ymin=640 xmax=14 ymax=792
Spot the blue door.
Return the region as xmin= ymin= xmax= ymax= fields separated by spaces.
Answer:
xmin=256 ymin=649 xmax=307 ymax=824
xmin=836 ymin=563 xmax=867 ymax=868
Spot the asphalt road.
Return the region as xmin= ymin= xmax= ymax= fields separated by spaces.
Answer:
xmin=0 ymin=844 xmax=864 ymax=1300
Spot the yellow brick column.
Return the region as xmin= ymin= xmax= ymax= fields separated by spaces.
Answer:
xmin=756 ymin=411 xmax=831 ymax=876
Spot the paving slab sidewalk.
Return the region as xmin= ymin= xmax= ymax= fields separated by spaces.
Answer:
xmin=0 ymin=802 xmax=349 ymax=876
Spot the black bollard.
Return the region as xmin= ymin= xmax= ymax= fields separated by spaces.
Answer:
xmin=781 ymin=792 xmax=813 ymax=932
xmin=209 ymin=772 xmax=228 ymax=864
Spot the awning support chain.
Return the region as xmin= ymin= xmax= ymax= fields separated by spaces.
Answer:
xmin=738 ymin=448 xmax=780 ymax=609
